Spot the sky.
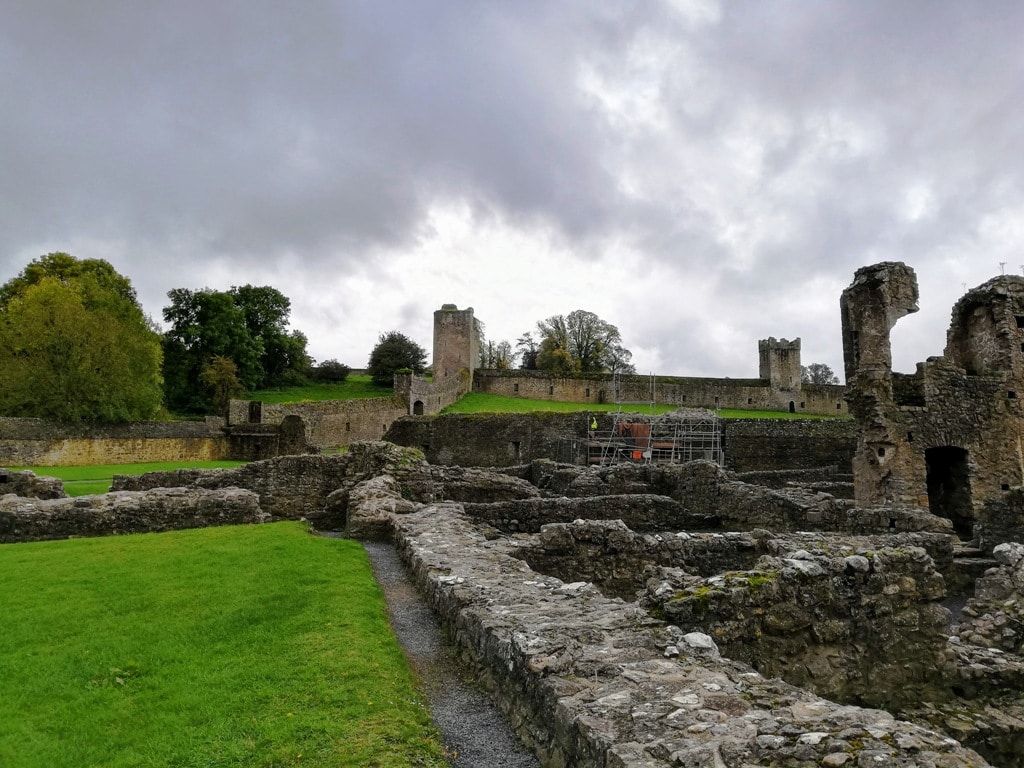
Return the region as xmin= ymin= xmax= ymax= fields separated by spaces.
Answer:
xmin=2 ymin=1 xmax=1022 ymax=381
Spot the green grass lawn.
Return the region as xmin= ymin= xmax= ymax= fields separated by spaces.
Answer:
xmin=9 ymin=461 xmax=249 ymax=497
xmin=0 ymin=523 xmax=447 ymax=768
xmin=441 ymin=392 xmax=843 ymax=418
xmin=251 ymin=375 xmax=393 ymax=404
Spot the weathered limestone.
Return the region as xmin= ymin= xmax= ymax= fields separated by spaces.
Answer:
xmin=843 ymin=263 xmax=1024 ymax=549
xmin=0 ymin=486 xmax=266 ymax=542
xmin=389 ymin=504 xmax=991 ymax=767
xmin=0 ymin=467 xmax=67 ymax=499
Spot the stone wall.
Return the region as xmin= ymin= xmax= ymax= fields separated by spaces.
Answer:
xmin=385 ymin=412 xmax=857 ymax=473
xmin=388 ymin=505 xmax=992 ymax=767
xmin=228 ymin=396 xmax=408 ymax=449
xmin=0 ymin=417 xmax=231 ymax=466
xmin=0 ymin=467 xmax=67 ymax=498
xmin=0 ymin=487 xmax=267 ymax=542
xmin=473 ymin=369 xmax=848 ymax=416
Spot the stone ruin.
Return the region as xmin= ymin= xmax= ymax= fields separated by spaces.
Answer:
xmin=842 ymin=262 xmax=1024 ymax=549
xmin=8 ymin=263 xmax=1024 ymax=766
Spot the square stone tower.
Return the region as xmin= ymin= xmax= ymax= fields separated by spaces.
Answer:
xmin=758 ymin=337 xmax=802 ymax=392
xmin=433 ymin=304 xmax=481 ymax=380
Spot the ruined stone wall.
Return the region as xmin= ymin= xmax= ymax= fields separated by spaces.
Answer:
xmin=0 ymin=487 xmax=267 ymax=543
xmin=389 ymin=506 xmax=991 ymax=767
xmin=385 ymin=412 xmax=856 ymax=472
xmin=386 ymin=412 xmax=585 ymax=466
xmin=400 ymin=371 xmax=469 ymax=416
xmin=0 ymin=468 xmax=67 ymax=498
xmin=227 ymin=397 xmax=408 ymax=449
xmin=0 ymin=417 xmax=230 ymax=466
xmin=723 ymin=418 xmax=856 ymax=473
xmin=112 ymin=453 xmax=354 ymax=526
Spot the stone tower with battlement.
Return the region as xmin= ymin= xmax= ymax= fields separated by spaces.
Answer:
xmin=759 ymin=337 xmax=801 ymax=392
xmin=433 ymin=304 xmax=481 ymax=380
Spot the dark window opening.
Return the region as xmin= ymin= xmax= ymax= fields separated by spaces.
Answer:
xmin=1016 ymin=316 xmax=1024 ymax=329
xmin=248 ymin=401 xmax=263 ymax=423
xmin=586 ymin=388 xmax=591 ymax=397
xmin=548 ymin=385 xmax=554 ymax=395
xmin=1002 ymin=483 xmax=1011 ymax=491
xmin=800 ymin=402 xmax=805 ymax=409
xmin=788 ymin=401 xmax=795 ymax=413
xmin=925 ymin=446 xmax=974 ymax=539
xmin=747 ymin=397 xmax=753 ymax=404
xmin=422 ymin=444 xmax=430 ymax=454
xmin=511 ymin=441 xmax=521 ymax=460
xmin=877 ymin=447 xmax=886 ymax=457
xmin=413 ymin=400 xmax=424 ymax=416
xmin=1010 ymin=391 xmax=1018 ymax=399
xmin=513 ymin=382 xmax=519 ymax=393
xmin=907 ymin=432 xmax=914 ymax=443
xmin=836 ymin=403 xmax=843 ymax=410
xmin=345 ymin=422 xmax=351 ymax=432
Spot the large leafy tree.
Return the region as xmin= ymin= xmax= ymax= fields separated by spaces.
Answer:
xmin=161 ymin=285 xmax=310 ymax=413
xmin=801 ymin=362 xmax=840 ymax=385
xmin=534 ymin=310 xmax=632 ymax=375
xmin=0 ymin=253 xmax=163 ymax=421
xmin=367 ymin=331 xmax=427 ymax=386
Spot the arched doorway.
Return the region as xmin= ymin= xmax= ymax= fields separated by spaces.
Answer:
xmin=412 ymin=400 xmax=424 ymax=415
xmin=925 ymin=446 xmax=973 ymax=538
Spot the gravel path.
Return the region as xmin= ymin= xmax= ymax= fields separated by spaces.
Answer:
xmin=363 ymin=541 xmax=540 ymax=768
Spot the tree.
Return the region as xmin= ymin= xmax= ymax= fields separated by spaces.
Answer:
xmin=801 ymin=362 xmax=840 ymax=385
xmin=0 ymin=254 xmax=163 ymax=422
xmin=479 ymin=339 xmax=518 ymax=370
xmin=311 ymin=359 xmax=351 ymax=383
xmin=535 ymin=309 xmax=631 ymax=374
xmin=367 ymin=331 xmax=427 ymax=386
xmin=516 ymin=332 xmax=539 ymax=370
xmin=161 ymin=285 xmax=310 ymax=413
xmin=200 ymin=355 xmax=245 ymax=414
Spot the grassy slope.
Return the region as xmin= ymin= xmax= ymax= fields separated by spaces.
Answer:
xmin=0 ymin=523 xmax=447 ymax=768
xmin=441 ymin=392 xmax=843 ymax=419
xmin=251 ymin=375 xmax=393 ymax=404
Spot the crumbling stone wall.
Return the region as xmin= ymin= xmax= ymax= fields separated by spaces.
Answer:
xmin=0 ymin=487 xmax=267 ymax=542
xmin=228 ymin=396 xmax=408 ymax=449
xmin=385 ymin=412 xmax=856 ymax=471
xmin=0 ymin=468 xmax=67 ymax=499
xmin=388 ymin=505 xmax=991 ymax=767
xmin=843 ymin=262 xmax=1024 ymax=548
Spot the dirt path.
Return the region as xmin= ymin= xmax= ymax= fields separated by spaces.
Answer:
xmin=362 ymin=541 xmax=540 ymax=768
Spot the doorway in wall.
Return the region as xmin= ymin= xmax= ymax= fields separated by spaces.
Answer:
xmin=925 ymin=446 xmax=973 ymax=538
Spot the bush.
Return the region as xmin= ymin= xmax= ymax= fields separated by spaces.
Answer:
xmin=312 ymin=359 xmax=351 ymax=383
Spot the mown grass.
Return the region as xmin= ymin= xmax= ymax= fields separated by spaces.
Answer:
xmin=441 ymin=393 xmax=844 ymax=418
xmin=251 ymin=375 xmax=393 ymax=404
xmin=0 ymin=523 xmax=448 ymax=768
xmin=9 ymin=461 xmax=248 ymax=497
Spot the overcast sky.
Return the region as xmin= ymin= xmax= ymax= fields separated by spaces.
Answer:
xmin=2 ymin=1 xmax=1021 ymax=380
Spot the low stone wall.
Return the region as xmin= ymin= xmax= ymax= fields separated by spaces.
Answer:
xmin=0 ymin=417 xmax=230 ymax=466
xmin=389 ymin=505 xmax=991 ymax=767
xmin=0 ymin=468 xmax=67 ymax=499
xmin=112 ymin=453 xmax=355 ymax=527
xmin=0 ymin=487 xmax=266 ymax=542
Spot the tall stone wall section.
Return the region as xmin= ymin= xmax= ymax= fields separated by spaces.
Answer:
xmin=385 ymin=412 xmax=856 ymax=472
xmin=227 ymin=397 xmax=408 ymax=450
xmin=433 ymin=304 xmax=480 ymax=380
xmin=473 ymin=369 xmax=847 ymax=416
xmin=0 ymin=417 xmax=231 ymax=467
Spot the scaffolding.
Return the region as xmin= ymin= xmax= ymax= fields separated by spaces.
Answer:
xmin=569 ymin=409 xmax=723 ymax=467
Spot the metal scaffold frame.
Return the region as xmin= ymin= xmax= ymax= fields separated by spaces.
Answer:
xmin=563 ymin=409 xmax=723 ymax=467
